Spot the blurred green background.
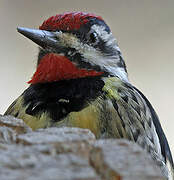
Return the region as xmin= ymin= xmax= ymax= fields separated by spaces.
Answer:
xmin=0 ymin=0 xmax=173 ymax=154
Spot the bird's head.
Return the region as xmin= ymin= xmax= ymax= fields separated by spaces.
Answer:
xmin=18 ymin=12 xmax=128 ymax=84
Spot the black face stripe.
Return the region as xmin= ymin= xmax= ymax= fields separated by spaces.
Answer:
xmin=82 ymin=18 xmax=111 ymax=33
xmin=23 ymin=77 xmax=105 ymax=121
xmin=93 ymin=37 xmax=117 ymax=56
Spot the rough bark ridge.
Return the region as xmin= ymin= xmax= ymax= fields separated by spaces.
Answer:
xmin=0 ymin=115 xmax=166 ymax=180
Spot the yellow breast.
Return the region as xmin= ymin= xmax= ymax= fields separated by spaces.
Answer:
xmin=55 ymin=99 xmax=102 ymax=138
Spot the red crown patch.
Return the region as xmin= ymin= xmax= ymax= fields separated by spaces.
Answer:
xmin=39 ymin=12 xmax=103 ymax=31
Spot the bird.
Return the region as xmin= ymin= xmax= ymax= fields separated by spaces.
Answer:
xmin=4 ymin=12 xmax=173 ymax=178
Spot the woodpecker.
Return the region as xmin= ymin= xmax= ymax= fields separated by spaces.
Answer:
xmin=4 ymin=12 xmax=173 ymax=178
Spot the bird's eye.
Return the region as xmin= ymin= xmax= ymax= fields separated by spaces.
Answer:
xmin=88 ymin=32 xmax=98 ymax=45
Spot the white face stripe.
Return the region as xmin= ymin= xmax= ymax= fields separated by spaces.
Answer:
xmin=55 ymin=25 xmax=129 ymax=83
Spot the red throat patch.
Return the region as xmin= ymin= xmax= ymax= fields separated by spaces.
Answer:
xmin=28 ymin=53 xmax=103 ymax=84
xmin=39 ymin=12 xmax=103 ymax=31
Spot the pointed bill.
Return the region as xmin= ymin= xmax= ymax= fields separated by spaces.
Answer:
xmin=17 ymin=27 xmax=60 ymax=49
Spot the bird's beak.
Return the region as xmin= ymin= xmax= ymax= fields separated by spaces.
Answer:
xmin=17 ymin=27 xmax=60 ymax=49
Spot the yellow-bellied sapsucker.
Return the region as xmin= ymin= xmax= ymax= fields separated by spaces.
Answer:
xmin=5 ymin=12 xmax=174 ymax=179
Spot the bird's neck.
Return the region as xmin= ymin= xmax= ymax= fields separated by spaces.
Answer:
xmin=28 ymin=53 xmax=104 ymax=84
xmin=114 ymin=67 xmax=129 ymax=83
